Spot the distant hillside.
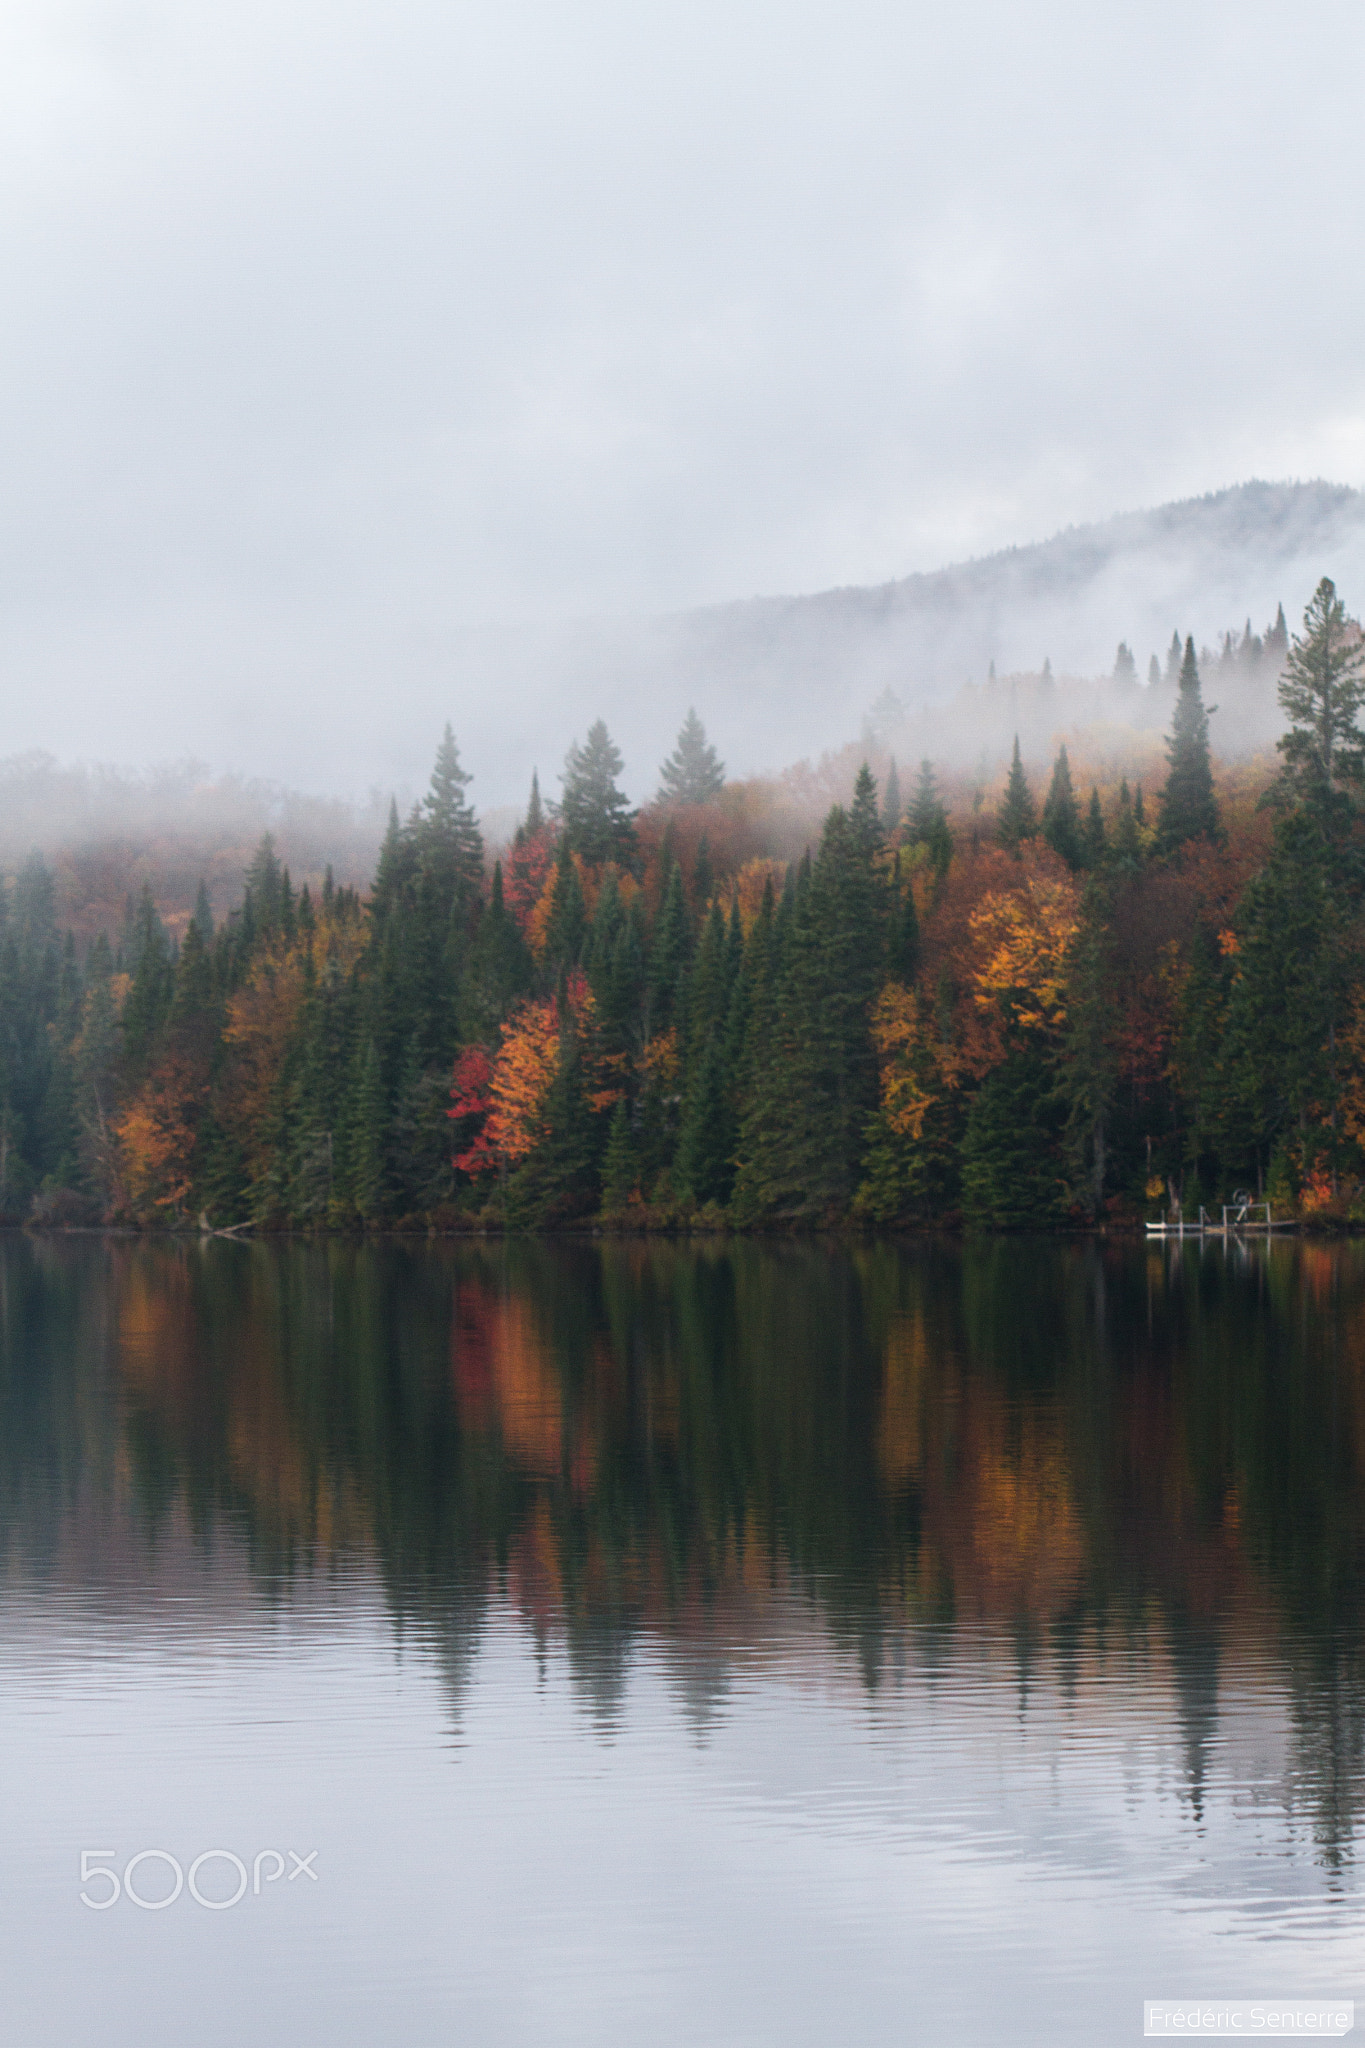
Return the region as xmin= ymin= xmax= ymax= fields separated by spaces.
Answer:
xmin=510 ymin=479 xmax=1365 ymax=794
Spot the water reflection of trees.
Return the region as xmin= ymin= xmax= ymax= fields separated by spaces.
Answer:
xmin=2 ymin=1234 xmax=1365 ymax=1855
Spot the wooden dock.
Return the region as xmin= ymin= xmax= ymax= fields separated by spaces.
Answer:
xmin=1145 ymin=1200 xmax=1296 ymax=1239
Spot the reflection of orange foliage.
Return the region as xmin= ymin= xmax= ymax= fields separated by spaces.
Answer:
xmin=878 ymin=1307 xmax=931 ymax=1484
xmin=451 ymin=1280 xmax=596 ymax=1487
xmin=921 ymin=1398 xmax=1087 ymax=1621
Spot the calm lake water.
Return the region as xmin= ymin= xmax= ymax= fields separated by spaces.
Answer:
xmin=1 ymin=1234 xmax=1362 ymax=2044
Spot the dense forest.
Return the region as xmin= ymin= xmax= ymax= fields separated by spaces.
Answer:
xmin=2 ymin=578 xmax=1365 ymax=1232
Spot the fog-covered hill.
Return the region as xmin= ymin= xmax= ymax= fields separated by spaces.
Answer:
xmin=561 ymin=479 xmax=1365 ymax=792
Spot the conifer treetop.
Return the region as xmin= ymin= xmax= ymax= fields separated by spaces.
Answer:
xmin=420 ymin=725 xmax=484 ymax=893
xmin=1155 ymin=636 xmax=1222 ymax=854
xmin=1276 ymin=576 xmax=1365 ymax=810
xmin=562 ymin=721 xmax=636 ymax=868
xmin=658 ymin=709 xmax=725 ymax=807
xmin=997 ymin=736 xmax=1037 ymax=850
xmin=1042 ymin=745 xmax=1082 ymax=869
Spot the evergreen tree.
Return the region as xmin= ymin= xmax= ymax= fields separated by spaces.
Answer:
xmin=997 ymin=736 xmax=1037 ymax=850
xmin=908 ymin=760 xmax=945 ymax=840
xmin=191 ymin=880 xmax=214 ymax=942
xmin=544 ymin=839 xmax=588 ymax=972
xmin=882 ymin=757 xmax=902 ymax=835
xmin=1059 ymin=885 xmax=1115 ymax=1213
xmin=1113 ymin=642 xmax=1138 ymax=688
xmin=850 ymin=763 xmax=882 ymax=860
xmin=691 ymin=835 xmax=714 ymax=915
xmin=120 ymin=884 xmax=174 ymax=1073
xmin=1165 ymin=630 xmax=1183 ymax=687
xmin=648 ymin=863 xmax=691 ymax=1034
xmin=1082 ymin=787 xmax=1107 ymax=869
xmin=674 ymin=1036 xmax=733 ymax=1205
xmin=561 ymin=721 xmax=637 ymax=867
xmin=73 ymin=933 xmax=120 ymax=1202
xmin=1223 ymin=811 xmax=1345 ymax=1188
xmin=1147 ymin=655 xmax=1161 ymax=689
xmin=418 ymin=724 xmax=484 ymax=906
xmin=960 ymin=1049 xmax=1069 ymax=1228
xmin=732 ymin=806 xmax=884 ymax=1218
xmin=350 ymin=1039 xmax=389 ymax=1220
xmin=1042 ymin=747 xmax=1082 ymax=869
xmin=658 ymin=709 xmax=725 ymax=805
xmin=1155 ymin=637 xmax=1222 ymax=855
xmin=525 ymin=770 xmax=545 ymax=837
xmin=1274 ymin=576 xmax=1365 ymax=826
xmin=600 ymin=1096 xmax=637 ymax=1213
xmin=246 ymin=834 xmax=285 ymax=937
xmin=1112 ymin=779 xmax=1142 ymax=870
xmin=888 ymin=853 xmax=921 ymax=983
xmin=462 ymin=862 xmax=533 ymax=1042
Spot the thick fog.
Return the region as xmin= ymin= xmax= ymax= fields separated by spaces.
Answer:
xmin=3 ymin=0 xmax=1365 ymax=809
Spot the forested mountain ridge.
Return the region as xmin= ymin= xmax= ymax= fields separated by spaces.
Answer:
xmin=3 ymin=579 xmax=1365 ymax=1233
xmin=531 ymin=479 xmax=1365 ymax=787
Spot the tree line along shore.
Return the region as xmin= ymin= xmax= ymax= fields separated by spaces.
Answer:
xmin=2 ymin=579 xmax=1365 ymax=1234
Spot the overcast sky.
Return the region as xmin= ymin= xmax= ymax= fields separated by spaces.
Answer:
xmin=3 ymin=0 xmax=1365 ymax=800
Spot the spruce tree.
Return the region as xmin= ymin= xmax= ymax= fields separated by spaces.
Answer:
xmin=1165 ymin=631 xmax=1183 ymax=687
xmin=1274 ymin=576 xmax=1365 ymax=822
xmin=120 ymin=884 xmax=174 ymax=1074
xmin=544 ymin=839 xmax=587 ymax=972
xmin=525 ymin=770 xmax=545 ymax=837
xmin=1113 ymin=643 xmax=1138 ymax=688
xmin=658 ymin=709 xmax=725 ymax=805
xmin=691 ymin=835 xmax=714 ymax=915
xmin=1112 ymin=779 xmax=1142 ymax=870
xmin=1042 ymin=747 xmax=1082 ymax=869
xmin=600 ymin=1096 xmax=637 ymax=1214
xmin=882 ymin=757 xmax=902 ymax=835
xmin=462 ymin=862 xmax=533 ymax=1041
xmin=561 ymin=721 xmax=637 ymax=866
xmin=191 ymin=880 xmax=214 ymax=942
xmin=850 ymin=763 xmax=883 ymax=859
xmin=997 ymin=736 xmax=1037 ymax=850
xmin=1082 ymin=788 xmax=1106 ymax=869
xmin=888 ymin=853 xmax=921 ymax=984
xmin=960 ymin=1049 xmax=1069 ymax=1227
xmin=419 ymin=725 xmax=484 ymax=905
xmin=246 ymin=834 xmax=284 ymax=937
xmin=908 ymin=760 xmax=945 ymax=841
xmin=648 ymin=864 xmax=691 ymax=1034
xmin=1155 ymin=637 xmax=1222 ymax=855
xmin=350 ymin=1038 xmax=388 ymax=1221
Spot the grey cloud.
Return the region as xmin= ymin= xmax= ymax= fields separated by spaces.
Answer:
xmin=1 ymin=0 xmax=1364 ymax=804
